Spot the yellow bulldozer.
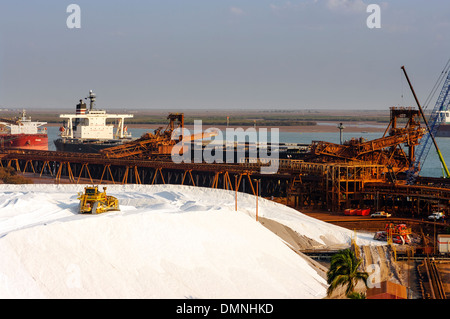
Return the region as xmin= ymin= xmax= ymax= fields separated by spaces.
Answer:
xmin=77 ymin=186 xmax=120 ymax=214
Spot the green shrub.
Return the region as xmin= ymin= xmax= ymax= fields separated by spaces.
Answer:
xmin=0 ymin=167 xmax=33 ymax=184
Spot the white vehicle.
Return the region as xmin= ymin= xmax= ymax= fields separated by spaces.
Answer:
xmin=370 ymin=211 xmax=391 ymax=218
xmin=428 ymin=212 xmax=445 ymax=221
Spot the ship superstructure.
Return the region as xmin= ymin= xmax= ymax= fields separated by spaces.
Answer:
xmin=54 ymin=90 xmax=134 ymax=153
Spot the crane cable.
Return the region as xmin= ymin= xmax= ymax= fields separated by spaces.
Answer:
xmin=423 ymin=58 xmax=450 ymax=112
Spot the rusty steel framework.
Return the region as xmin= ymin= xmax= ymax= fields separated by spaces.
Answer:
xmin=1 ymin=148 xmax=450 ymax=216
xmin=100 ymin=112 xmax=219 ymax=160
xmin=0 ymin=149 xmax=292 ymax=197
xmin=1 ymin=104 xmax=450 ymax=217
xmin=362 ymin=182 xmax=450 ymax=217
xmin=100 ymin=113 xmax=185 ymax=159
xmin=309 ymin=107 xmax=425 ymax=174
xmin=1 ymin=149 xmax=387 ymax=212
xmin=286 ymin=161 xmax=386 ymax=211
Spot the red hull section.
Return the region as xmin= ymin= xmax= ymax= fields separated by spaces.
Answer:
xmin=0 ymin=134 xmax=48 ymax=150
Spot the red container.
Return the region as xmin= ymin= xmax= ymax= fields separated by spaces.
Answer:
xmin=344 ymin=209 xmax=356 ymax=216
xmin=361 ymin=208 xmax=370 ymax=216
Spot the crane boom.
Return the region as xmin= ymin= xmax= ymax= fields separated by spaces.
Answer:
xmin=402 ymin=65 xmax=450 ymax=183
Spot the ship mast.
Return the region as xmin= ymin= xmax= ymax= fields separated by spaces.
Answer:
xmin=86 ymin=90 xmax=96 ymax=110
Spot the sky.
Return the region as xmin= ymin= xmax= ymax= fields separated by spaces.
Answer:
xmin=0 ymin=0 xmax=450 ymax=111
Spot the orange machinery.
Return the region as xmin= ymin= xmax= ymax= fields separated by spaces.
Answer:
xmin=100 ymin=113 xmax=218 ymax=159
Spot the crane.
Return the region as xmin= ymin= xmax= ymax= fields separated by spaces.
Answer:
xmin=403 ymin=65 xmax=450 ymax=184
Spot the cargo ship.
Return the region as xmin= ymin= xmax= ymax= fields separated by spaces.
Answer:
xmin=436 ymin=110 xmax=450 ymax=137
xmin=53 ymin=90 xmax=134 ymax=153
xmin=0 ymin=110 xmax=48 ymax=150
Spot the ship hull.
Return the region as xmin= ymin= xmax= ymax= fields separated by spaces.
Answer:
xmin=54 ymin=138 xmax=132 ymax=153
xmin=436 ymin=124 xmax=450 ymax=137
xmin=0 ymin=134 xmax=48 ymax=150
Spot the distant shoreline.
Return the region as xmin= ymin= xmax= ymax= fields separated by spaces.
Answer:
xmin=47 ymin=120 xmax=387 ymax=133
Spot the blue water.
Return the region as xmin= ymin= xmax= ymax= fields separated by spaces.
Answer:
xmin=46 ymin=126 xmax=448 ymax=178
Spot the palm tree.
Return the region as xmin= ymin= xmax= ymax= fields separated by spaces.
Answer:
xmin=347 ymin=292 xmax=366 ymax=299
xmin=327 ymin=248 xmax=369 ymax=298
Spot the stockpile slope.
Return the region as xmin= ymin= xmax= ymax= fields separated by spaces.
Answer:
xmin=0 ymin=184 xmax=380 ymax=298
